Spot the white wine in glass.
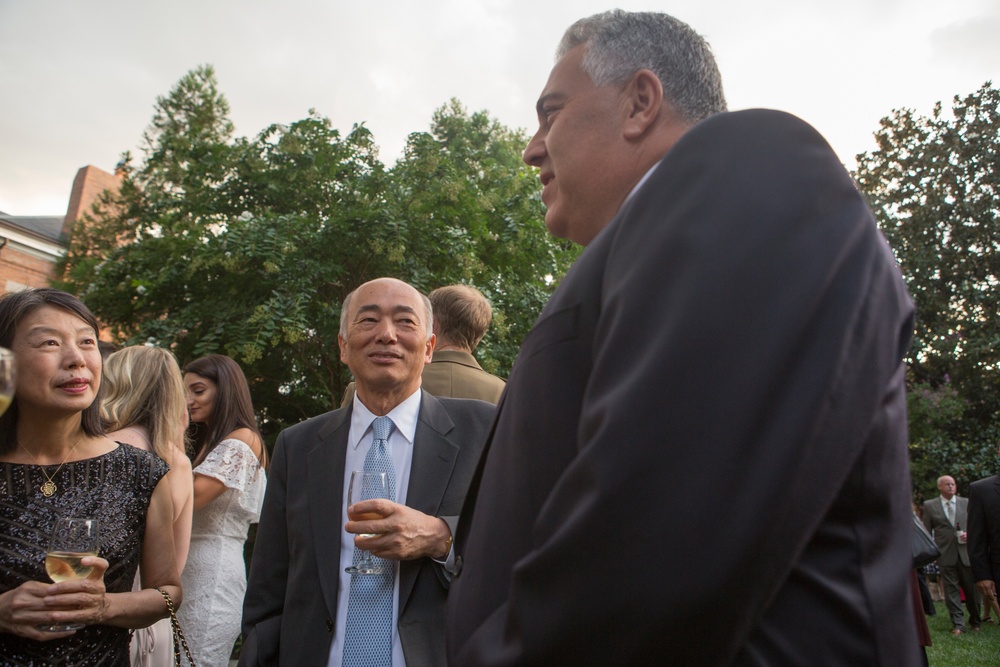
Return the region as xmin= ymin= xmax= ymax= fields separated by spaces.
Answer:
xmin=0 ymin=347 xmax=15 ymax=416
xmin=39 ymin=517 xmax=99 ymax=632
xmin=345 ymin=471 xmax=388 ymax=575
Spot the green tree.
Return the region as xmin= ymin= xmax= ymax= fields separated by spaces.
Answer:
xmin=854 ymin=82 xmax=1000 ymax=494
xmin=386 ymin=99 xmax=579 ymax=373
xmin=58 ymin=70 xmax=576 ymax=440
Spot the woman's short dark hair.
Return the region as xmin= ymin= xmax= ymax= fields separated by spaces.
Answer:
xmin=0 ymin=288 xmax=105 ymax=453
xmin=183 ymin=354 xmax=265 ymax=468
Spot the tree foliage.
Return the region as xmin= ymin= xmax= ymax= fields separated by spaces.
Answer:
xmin=58 ymin=67 xmax=578 ymax=440
xmin=855 ymin=82 xmax=1000 ymax=495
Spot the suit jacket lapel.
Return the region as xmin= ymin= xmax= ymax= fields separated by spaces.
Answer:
xmin=399 ymin=391 xmax=459 ymax=609
xmin=308 ymin=408 xmax=352 ymax=620
xmin=957 ymin=496 xmax=968 ymax=526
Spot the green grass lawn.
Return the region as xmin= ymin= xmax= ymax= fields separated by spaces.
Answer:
xmin=925 ymin=601 xmax=1000 ymax=666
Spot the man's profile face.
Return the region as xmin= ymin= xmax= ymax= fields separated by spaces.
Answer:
xmin=522 ymin=45 xmax=631 ymax=246
xmin=938 ymin=476 xmax=957 ymax=499
xmin=339 ymin=278 xmax=433 ymax=399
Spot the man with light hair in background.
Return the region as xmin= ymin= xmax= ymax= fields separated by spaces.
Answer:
xmin=448 ymin=9 xmax=918 ymax=665
xmin=419 ymin=285 xmax=505 ymax=403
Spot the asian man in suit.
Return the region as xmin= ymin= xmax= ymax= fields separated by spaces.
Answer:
xmin=241 ymin=277 xmax=493 ymax=666
xmin=447 ymin=10 xmax=920 ymax=666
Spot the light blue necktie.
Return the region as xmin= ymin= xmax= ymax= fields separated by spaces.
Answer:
xmin=343 ymin=416 xmax=397 ymax=667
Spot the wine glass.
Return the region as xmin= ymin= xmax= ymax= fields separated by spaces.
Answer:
xmin=345 ymin=471 xmax=388 ymax=575
xmin=39 ymin=517 xmax=99 ymax=632
xmin=0 ymin=347 xmax=15 ymax=416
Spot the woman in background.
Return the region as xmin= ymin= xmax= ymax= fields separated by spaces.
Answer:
xmin=0 ymin=288 xmax=180 ymax=666
xmin=179 ymin=354 xmax=267 ymax=666
xmin=102 ymin=345 xmax=193 ymax=667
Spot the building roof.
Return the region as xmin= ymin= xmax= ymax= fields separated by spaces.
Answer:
xmin=0 ymin=212 xmax=67 ymax=245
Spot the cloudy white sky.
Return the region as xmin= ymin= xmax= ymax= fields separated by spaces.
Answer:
xmin=1 ymin=0 xmax=998 ymax=216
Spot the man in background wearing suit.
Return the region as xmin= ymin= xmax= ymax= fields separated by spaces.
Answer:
xmin=241 ymin=277 xmax=494 ymax=666
xmin=969 ymin=452 xmax=1000 ymax=624
xmin=342 ymin=284 xmax=505 ymax=406
xmin=923 ymin=474 xmax=983 ymax=634
xmin=448 ymin=10 xmax=918 ymax=665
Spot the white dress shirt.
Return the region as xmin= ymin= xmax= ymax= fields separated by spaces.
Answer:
xmin=327 ymin=389 xmax=421 ymax=667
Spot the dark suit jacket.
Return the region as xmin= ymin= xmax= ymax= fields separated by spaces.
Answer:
xmin=447 ymin=110 xmax=919 ymax=666
xmin=968 ymin=476 xmax=1000 ymax=583
xmin=922 ymin=496 xmax=971 ymax=567
xmin=240 ymin=391 xmax=493 ymax=667
xmin=341 ymin=351 xmax=506 ymax=407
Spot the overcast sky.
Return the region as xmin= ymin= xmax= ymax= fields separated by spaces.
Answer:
xmin=1 ymin=0 xmax=998 ymax=216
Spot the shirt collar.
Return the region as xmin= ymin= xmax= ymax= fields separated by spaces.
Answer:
xmin=348 ymin=388 xmax=421 ymax=450
xmin=622 ymin=159 xmax=663 ymax=208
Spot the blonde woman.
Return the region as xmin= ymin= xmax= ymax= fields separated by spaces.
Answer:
xmin=102 ymin=346 xmax=193 ymax=667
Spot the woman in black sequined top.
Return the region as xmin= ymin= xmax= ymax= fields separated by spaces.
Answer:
xmin=0 ymin=288 xmax=182 ymax=666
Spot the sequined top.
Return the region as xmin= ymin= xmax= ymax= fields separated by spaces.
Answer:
xmin=0 ymin=443 xmax=168 ymax=666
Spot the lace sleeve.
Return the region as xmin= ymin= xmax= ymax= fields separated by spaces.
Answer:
xmin=195 ymin=438 xmax=262 ymax=491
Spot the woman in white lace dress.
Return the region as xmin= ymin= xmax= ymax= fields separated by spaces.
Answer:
xmin=179 ymin=354 xmax=267 ymax=667
xmin=102 ymin=346 xmax=193 ymax=667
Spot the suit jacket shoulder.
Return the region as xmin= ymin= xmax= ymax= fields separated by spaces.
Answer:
xmin=422 ymin=351 xmax=506 ymax=404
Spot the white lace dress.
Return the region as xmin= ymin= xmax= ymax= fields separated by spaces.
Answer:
xmin=178 ymin=438 xmax=266 ymax=667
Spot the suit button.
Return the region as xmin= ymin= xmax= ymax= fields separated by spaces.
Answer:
xmin=326 ymin=618 xmax=334 ymax=632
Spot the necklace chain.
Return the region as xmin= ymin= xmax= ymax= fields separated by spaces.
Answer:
xmin=17 ymin=436 xmax=84 ymax=497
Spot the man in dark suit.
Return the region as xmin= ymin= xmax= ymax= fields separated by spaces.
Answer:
xmin=241 ymin=277 xmax=493 ymax=666
xmin=447 ymin=10 xmax=919 ymax=666
xmin=342 ymin=285 xmax=506 ymax=406
xmin=968 ymin=455 xmax=1000 ymax=625
xmin=923 ymin=474 xmax=982 ymax=633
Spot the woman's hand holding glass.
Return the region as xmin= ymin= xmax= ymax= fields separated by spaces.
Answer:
xmin=38 ymin=518 xmax=105 ymax=632
xmin=0 ymin=555 xmax=109 ymax=640
xmin=0 ymin=346 xmax=15 ymax=416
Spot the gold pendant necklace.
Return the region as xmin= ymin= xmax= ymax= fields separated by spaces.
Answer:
xmin=18 ymin=436 xmax=83 ymax=497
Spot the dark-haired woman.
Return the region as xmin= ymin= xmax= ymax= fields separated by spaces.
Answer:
xmin=0 ymin=288 xmax=180 ymax=666
xmin=179 ymin=354 xmax=266 ymax=666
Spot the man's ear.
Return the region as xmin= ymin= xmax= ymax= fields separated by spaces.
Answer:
xmin=425 ymin=333 xmax=436 ymax=364
xmin=338 ymin=333 xmax=348 ymax=364
xmin=622 ymin=69 xmax=664 ymax=140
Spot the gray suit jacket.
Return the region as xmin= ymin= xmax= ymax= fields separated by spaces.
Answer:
xmin=241 ymin=391 xmax=493 ymax=667
xmin=922 ymin=496 xmax=970 ymax=567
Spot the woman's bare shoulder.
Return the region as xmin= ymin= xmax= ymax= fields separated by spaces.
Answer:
xmin=224 ymin=428 xmax=264 ymax=458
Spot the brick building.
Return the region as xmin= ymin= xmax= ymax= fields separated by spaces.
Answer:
xmin=0 ymin=165 xmax=120 ymax=293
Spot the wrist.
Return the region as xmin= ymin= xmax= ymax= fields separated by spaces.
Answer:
xmin=437 ymin=533 xmax=454 ymax=560
xmin=432 ymin=517 xmax=454 ymax=560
